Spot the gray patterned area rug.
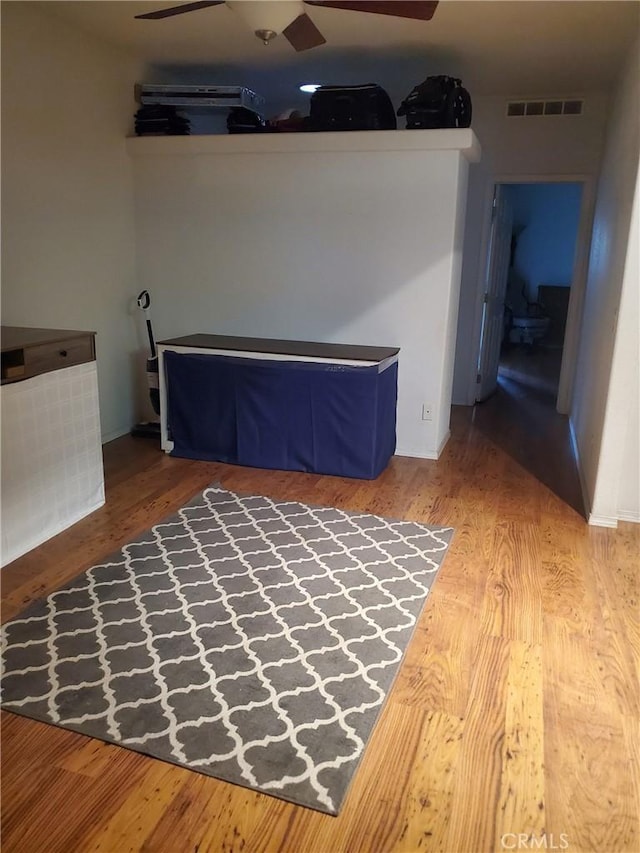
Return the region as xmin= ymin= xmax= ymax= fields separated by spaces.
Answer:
xmin=1 ymin=485 xmax=453 ymax=815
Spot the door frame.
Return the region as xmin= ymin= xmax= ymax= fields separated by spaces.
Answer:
xmin=476 ymin=184 xmax=514 ymax=401
xmin=469 ymin=172 xmax=596 ymax=414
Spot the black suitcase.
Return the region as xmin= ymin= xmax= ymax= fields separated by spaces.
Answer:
xmin=309 ymin=84 xmax=397 ymax=132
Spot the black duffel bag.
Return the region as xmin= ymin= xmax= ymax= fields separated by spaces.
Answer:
xmin=397 ymin=75 xmax=472 ymax=129
xmin=227 ymin=107 xmax=267 ymax=134
xmin=309 ymin=84 xmax=397 ymax=132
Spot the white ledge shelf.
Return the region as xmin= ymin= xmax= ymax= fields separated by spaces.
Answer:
xmin=126 ymin=128 xmax=481 ymax=162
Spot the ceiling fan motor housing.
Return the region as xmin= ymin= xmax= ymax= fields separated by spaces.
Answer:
xmin=255 ymin=28 xmax=277 ymax=44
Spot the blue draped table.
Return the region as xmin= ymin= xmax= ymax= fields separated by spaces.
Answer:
xmin=157 ymin=334 xmax=399 ymax=480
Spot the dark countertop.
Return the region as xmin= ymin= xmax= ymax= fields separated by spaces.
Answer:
xmin=158 ymin=334 xmax=399 ymax=363
xmin=1 ymin=326 xmax=95 ymax=352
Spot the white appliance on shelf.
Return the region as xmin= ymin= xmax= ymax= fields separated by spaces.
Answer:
xmin=137 ymin=84 xmax=264 ymax=112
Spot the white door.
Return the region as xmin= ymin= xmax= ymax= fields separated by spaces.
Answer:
xmin=476 ymin=184 xmax=514 ymax=401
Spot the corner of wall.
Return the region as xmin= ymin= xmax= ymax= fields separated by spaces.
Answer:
xmin=570 ymin=39 xmax=640 ymax=527
xmin=2 ymin=2 xmax=145 ymax=441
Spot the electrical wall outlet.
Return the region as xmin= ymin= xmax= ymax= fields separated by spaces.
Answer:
xmin=422 ymin=403 xmax=433 ymax=421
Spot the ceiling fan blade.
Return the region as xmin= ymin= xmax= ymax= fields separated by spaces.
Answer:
xmin=135 ymin=1 xmax=224 ymax=21
xmin=283 ymin=13 xmax=327 ymax=51
xmin=305 ymin=1 xmax=438 ymax=21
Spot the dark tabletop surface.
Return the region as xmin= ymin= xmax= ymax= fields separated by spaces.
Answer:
xmin=158 ymin=334 xmax=399 ymax=362
xmin=1 ymin=326 xmax=95 ymax=352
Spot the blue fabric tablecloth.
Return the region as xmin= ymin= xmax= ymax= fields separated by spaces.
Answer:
xmin=164 ymin=351 xmax=397 ymax=480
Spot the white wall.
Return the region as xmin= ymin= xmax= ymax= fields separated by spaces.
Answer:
xmin=452 ymin=92 xmax=610 ymax=406
xmin=128 ymin=132 xmax=477 ymax=459
xmin=510 ymin=182 xmax=583 ymax=300
xmin=1 ymin=3 xmax=144 ymax=441
xmin=608 ymin=182 xmax=639 ymax=522
xmin=571 ymin=42 xmax=640 ymax=525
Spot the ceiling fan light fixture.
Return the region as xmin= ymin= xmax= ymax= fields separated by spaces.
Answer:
xmin=255 ymin=28 xmax=277 ymax=45
xmin=228 ymin=1 xmax=302 ymax=33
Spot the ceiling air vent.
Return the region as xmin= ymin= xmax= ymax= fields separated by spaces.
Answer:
xmin=507 ymin=99 xmax=584 ymax=117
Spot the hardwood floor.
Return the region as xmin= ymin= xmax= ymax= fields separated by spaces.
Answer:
xmin=499 ymin=342 xmax=563 ymax=397
xmin=2 ymin=394 xmax=638 ymax=853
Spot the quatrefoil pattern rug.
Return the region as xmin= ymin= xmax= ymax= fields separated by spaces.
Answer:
xmin=1 ymin=485 xmax=453 ymax=815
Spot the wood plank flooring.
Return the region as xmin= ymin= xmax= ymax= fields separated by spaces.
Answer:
xmin=1 ymin=386 xmax=638 ymax=853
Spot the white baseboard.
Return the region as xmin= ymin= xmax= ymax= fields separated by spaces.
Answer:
xmin=395 ymin=430 xmax=451 ymax=462
xmin=395 ymin=449 xmax=439 ymax=460
xmin=587 ymin=512 xmax=618 ymax=528
xmin=437 ymin=430 xmax=451 ymax=457
xmin=617 ymin=509 xmax=640 ymax=524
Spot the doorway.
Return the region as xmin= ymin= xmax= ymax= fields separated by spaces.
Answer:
xmin=472 ymin=179 xmax=587 ymax=514
xmin=476 ymin=180 xmax=584 ymax=407
xmin=498 ymin=181 xmax=583 ymax=398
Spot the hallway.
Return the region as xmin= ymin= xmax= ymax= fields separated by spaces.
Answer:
xmin=461 ymin=363 xmax=584 ymax=516
xmin=498 ymin=342 xmax=564 ymax=397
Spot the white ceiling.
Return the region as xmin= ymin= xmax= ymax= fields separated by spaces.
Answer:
xmin=36 ymin=0 xmax=640 ymax=105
